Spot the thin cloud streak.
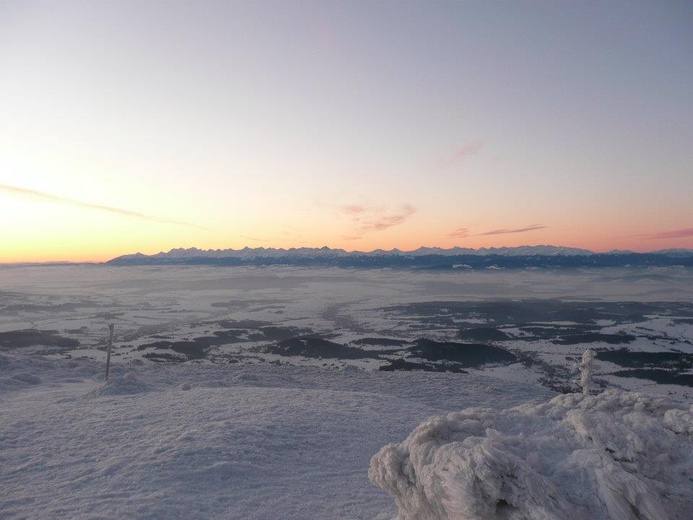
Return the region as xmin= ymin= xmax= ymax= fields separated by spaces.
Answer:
xmin=368 ymin=204 xmax=416 ymax=232
xmin=439 ymin=140 xmax=485 ymax=169
xmin=339 ymin=203 xmax=416 ymax=240
xmin=646 ymin=227 xmax=693 ymax=240
xmin=447 ymin=227 xmax=470 ymax=239
xmin=340 ymin=204 xmax=366 ymax=215
xmin=478 ymin=224 xmax=546 ymax=236
xmin=446 ymin=224 xmax=545 ymax=240
xmin=0 ymin=184 xmax=206 ymax=229
xmin=452 ymin=140 xmax=484 ymax=161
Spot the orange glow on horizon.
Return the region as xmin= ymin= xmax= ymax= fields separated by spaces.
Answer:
xmin=2 ymin=233 xmax=691 ymax=264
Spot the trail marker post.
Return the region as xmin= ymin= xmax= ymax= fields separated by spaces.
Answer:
xmin=579 ymin=348 xmax=594 ymax=395
xmin=105 ymin=324 xmax=114 ymax=380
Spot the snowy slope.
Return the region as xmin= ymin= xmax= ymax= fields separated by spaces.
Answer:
xmin=0 ymin=352 xmax=554 ymax=520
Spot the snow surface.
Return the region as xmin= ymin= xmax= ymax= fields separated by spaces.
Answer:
xmin=370 ymin=390 xmax=693 ymax=520
xmin=1 ymin=351 xmax=553 ymax=520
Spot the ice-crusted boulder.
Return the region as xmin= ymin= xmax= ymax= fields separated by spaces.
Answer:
xmin=369 ymin=390 xmax=693 ymax=520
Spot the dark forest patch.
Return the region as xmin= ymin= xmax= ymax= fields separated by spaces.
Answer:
xmin=379 ymin=358 xmax=468 ymax=373
xmin=260 ymin=326 xmax=310 ymax=341
xmin=138 ymin=329 xmax=247 ymax=350
xmin=0 ymin=329 xmax=80 ymax=350
xmin=136 ymin=329 xmax=252 ymax=361
xmin=1 ymin=303 xmax=79 ymax=314
xmin=612 ymin=369 xmax=693 ymax=387
xmin=596 ymin=348 xmax=693 ymax=369
xmin=515 ymin=324 xmax=600 ymax=341
xmin=136 ymin=324 xmax=319 ymax=363
xmin=142 ymin=352 xmax=186 ymax=363
xmin=386 ymin=300 xmax=693 ymax=328
xmin=213 ymin=319 xmax=271 ymax=329
xmin=263 ymin=336 xmax=380 ymax=360
xmin=458 ymin=327 xmax=510 ymax=342
xmin=407 ymin=339 xmax=516 ymax=367
xmin=353 ymin=337 xmax=407 ymax=347
xmin=552 ymin=332 xmax=636 ymax=345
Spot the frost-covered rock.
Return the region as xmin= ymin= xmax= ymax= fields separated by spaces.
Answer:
xmin=369 ymin=390 xmax=693 ymax=520
xmin=579 ymin=348 xmax=595 ymax=395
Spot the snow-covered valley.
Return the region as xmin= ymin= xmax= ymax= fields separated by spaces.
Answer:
xmin=1 ymin=265 xmax=692 ymax=518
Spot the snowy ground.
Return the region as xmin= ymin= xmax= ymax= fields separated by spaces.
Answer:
xmin=0 ymin=352 xmax=553 ymax=519
xmin=1 ymin=265 xmax=692 ymax=518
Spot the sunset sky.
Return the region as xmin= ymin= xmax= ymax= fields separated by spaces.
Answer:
xmin=1 ymin=1 xmax=692 ymax=262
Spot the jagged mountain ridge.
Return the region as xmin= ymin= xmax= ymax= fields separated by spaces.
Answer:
xmin=111 ymin=245 xmax=593 ymax=262
xmin=106 ymin=246 xmax=693 ymax=268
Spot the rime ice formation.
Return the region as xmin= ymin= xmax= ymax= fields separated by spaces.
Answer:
xmin=579 ymin=348 xmax=595 ymax=395
xmin=370 ymin=390 xmax=693 ymax=520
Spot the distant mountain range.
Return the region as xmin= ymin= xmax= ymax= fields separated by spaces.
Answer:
xmin=106 ymin=246 xmax=693 ymax=269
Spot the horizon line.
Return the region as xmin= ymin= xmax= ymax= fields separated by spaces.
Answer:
xmin=3 ymin=244 xmax=693 ymax=266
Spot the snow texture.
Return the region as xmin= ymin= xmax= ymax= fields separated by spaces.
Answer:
xmin=370 ymin=390 xmax=693 ymax=520
xmin=85 ymin=372 xmax=152 ymax=397
xmin=0 ymin=351 xmax=553 ymax=520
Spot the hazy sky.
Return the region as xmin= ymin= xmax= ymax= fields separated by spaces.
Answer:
xmin=1 ymin=1 xmax=692 ymax=262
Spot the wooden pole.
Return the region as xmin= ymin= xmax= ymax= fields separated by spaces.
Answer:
xmin=105 ymin=324 xmax=114 ymax=380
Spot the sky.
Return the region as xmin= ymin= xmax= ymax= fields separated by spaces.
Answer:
xmin=1 ymin=0 xmax=692 ymax=262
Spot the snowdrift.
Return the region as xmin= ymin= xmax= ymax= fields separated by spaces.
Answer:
xmin=85 ymin=372 xmax=152 ymax=397
xmin=369 ymin=390 xmax=693 ymax=520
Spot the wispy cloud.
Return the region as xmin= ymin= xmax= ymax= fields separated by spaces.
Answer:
xmin=478 ymin=224 xmax=546 ymax=236
xmin=368 ymin=204 xmax=416 ymax=232
xmin=0 ymin=184 xmax=205 ymax=229
xmin=339 ymin=203 xmax=416 ymax=240
xmin=452 ymin=141 xmax=484 ymax=161
xmin=448 ymin=224 xmax=546 ymax=239
xmin=340 ymin=204 xmax=367 ymax=215
xmin=446 ymin=227 xmax=470 ymax=239
xmin=439 ymin=140 xmax=485 ymax=169
xmin=646 ymin=227 xmax=693 ymax=240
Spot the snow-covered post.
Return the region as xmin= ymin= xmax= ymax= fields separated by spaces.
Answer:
xmin=579 ymin=348 xmax=594 ymax=395
xmin=105 ymin=324 xmax=114 ymax=380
